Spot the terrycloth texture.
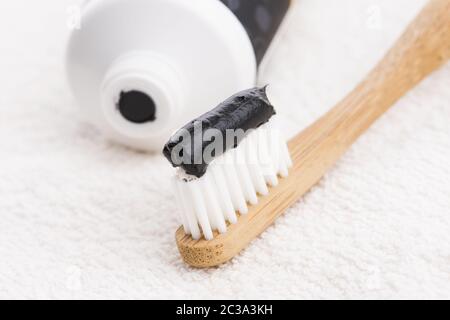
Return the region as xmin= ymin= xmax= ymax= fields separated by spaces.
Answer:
xmin=1 ymin=0 xmax=449 ymax=299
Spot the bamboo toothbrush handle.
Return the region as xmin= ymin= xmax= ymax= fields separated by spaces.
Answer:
xmin=176 ymin=0 xmax=450 ymax=268
xmin=290 ymin=0 xmax=450 ymax=164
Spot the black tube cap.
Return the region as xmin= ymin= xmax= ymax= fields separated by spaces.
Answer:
xmin=118 ymin=90 xmax=156 ymax=124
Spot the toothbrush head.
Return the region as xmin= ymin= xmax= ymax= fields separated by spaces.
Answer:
xmin=164 ymin=87 xmax=292 ymax=267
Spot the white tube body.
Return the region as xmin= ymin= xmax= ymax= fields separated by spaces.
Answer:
xmin=66 ymin=0 xmax=257 ymax=151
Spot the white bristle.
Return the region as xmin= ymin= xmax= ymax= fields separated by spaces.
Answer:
xmin=173 ymin=123 xmax=293 ymax=240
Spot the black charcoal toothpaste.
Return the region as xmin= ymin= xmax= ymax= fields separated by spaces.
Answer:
xmin=163 ymin=87 xmax=276 ymax=178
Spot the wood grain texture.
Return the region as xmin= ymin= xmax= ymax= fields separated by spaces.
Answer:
xmin=176 ymin=0 xmax=450 ymax=268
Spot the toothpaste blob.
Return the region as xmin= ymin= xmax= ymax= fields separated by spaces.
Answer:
xmin=163 ymin=87 xmax=276 ymax=178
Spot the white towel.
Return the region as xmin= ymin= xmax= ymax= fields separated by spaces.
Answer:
xmin=0 ymin=0 xmax=449 ymax=299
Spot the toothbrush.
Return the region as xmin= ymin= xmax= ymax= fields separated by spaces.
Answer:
xmin=167 ymin=0 xmax=450 ymax=268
